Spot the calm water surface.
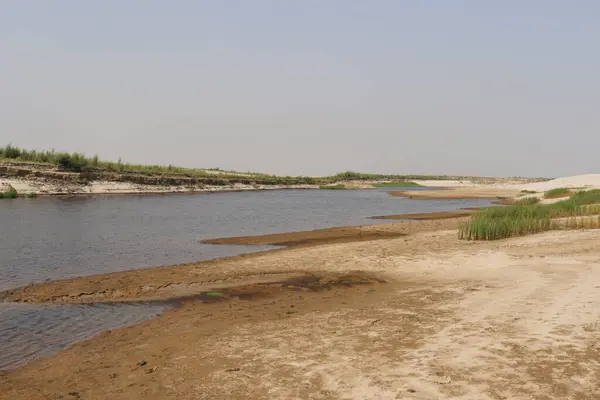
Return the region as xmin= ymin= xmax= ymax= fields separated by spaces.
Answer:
xmin=0 ymin=302 xmax=166 ymax=370
xmin=0 ymin=188 xmax=492 ymax=369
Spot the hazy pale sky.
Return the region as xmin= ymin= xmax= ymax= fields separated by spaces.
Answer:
xmin=1 ymin=1 xmax=598 ymax=177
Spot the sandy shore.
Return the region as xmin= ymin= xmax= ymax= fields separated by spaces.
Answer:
xmin=2 ymin=214 xmax=600 ymax=399
xmin=393 ymin=174 xmax=600 ymax=201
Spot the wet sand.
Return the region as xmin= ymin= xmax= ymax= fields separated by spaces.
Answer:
xmin=0 ymin=219 xmax=463 ymax=304
xmin=2 ymin=216 xmax=600 ymax=399
xmin=369 ymin=210 xmax=475 ymax=220
xmin=200 ymin=212 xmax=482 ymax=248
xmin=200 ymin=226 xmax=406 ymax=247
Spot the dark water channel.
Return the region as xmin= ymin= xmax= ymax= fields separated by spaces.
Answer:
xmin=0 ymin=188 xmax=492 ymax=369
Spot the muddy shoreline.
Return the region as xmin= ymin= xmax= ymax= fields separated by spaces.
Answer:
xmin=0 ymin=218 xmax=465 ymax=304
xmin=3 ymin=224 xmax=600 ymax=398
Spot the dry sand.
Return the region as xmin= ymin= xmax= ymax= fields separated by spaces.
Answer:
xmin=2 ymin=218 xmax=600 ymax=399
xmin=397 ymin=174 xmax=600 ymax=201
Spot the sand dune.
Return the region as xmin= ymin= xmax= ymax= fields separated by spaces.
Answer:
xmin=517 ymin=173 xmax=600 ymax=191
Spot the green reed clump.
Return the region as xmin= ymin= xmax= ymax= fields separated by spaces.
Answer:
xmin=459 ymin=189 xmax=600 ymax=240
xmin=319 ymin=184 xmax=346 ymax=190
xmin=0 ymin=190 xmax=18 ymax=199
xmin=563 ymin=216 xmax=600 ymax=230
xmin=544 ymin=187 xmax=571 ymax=199
xmin=568 ymin=189 xmax=600 ymax=205
xmin=515 ymin=197 xmax=539 ymax=206
xmin=459 ymin=215 xmax=553 ymax=240
xmin=459 ymin=210 xmax=554 ymax=240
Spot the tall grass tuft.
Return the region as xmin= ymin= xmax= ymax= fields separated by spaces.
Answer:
xmin=515 ymin=197 xmax=540 ymax=206
xmin=564 ymin=216 xmax=600 ymax=230
xmin=544 ymin=187 xmax=571 ymax=199
xmin=459 ymin=189 xmax=600 ymax=240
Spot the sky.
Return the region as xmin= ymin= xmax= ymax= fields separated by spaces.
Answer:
xmin=1 ymin=1 xmax=599 ymax=177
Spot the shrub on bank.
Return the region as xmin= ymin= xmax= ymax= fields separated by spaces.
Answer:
xmin=0 ymin=190 xmax=18 ymax=199
xmin=319 ymin=184 xmax=346 ymax=190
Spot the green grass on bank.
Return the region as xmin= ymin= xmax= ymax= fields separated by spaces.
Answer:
xmin=520 ymin=190 xmax=537 ymax=194
xmin=371 ymin=181 xmax=421 ymax=188
xmin=459 ymin=189 xmax=600 ymax=240
xmin=0 ymin=144 xmax=550 ymax=185
xmin=319 ymin=184 xmax=346 ymax=190
xmin=0 ymin=190 xmax=18 ymax=199
xmin=515 ymin=197 xmax=540 ymax=206
xmin=544 ymin=187 xmax=571 ymax=199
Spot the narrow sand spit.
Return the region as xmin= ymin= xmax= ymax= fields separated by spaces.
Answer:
xmin=2 ymin=220 xmax=600 ymax=399
xmin=390 ymin=187 xmax=520 ymax=200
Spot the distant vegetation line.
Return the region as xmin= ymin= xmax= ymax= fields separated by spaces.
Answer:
xmin=0 ymin=144 xmax=544 ymax=184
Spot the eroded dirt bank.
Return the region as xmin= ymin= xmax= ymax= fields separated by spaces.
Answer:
xmin=2 ymin=223 xmax=600 ymax=399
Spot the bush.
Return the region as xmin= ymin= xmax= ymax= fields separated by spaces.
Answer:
xmin=0 ymin=190 xmax=18 ymax=199
xmin=319 ymin=184 xmax=346 ymax=190
xmin=57 ymin=154 xmax=88 ymax=172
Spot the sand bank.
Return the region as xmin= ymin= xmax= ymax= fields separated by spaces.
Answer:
xmin=2 ymin=222 xmax=600 ymax=399
xmin=393 ymin=174 xmax=600 ymax=201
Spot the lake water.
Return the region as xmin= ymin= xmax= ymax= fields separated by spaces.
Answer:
xmin=0 ymin=188 xmax=492 ymax=369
